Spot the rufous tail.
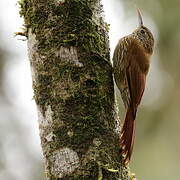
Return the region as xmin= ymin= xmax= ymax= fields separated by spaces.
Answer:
xmin=120 ymin=108 xmax=136 ymax=164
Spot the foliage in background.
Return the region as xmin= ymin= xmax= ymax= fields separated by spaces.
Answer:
xmin=0 ymin=0 xmax=180 ymax=179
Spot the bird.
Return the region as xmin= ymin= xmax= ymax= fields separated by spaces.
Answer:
xmin=112 ymin=9 xmax=154 ymax=164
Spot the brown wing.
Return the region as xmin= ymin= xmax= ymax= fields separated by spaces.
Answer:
xmin=126 ymin=39 xmax=149 ymax=111
xmin=113 ymin=37 xmax=149 ymax=110
xmin=115 ymin=38 xmax=149 ymax=164
xmin=126 ymin=63 xmax=146 ymax=113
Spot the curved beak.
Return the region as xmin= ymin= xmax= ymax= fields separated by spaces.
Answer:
xmin=137 ymin=8 xmax=143 ymax=27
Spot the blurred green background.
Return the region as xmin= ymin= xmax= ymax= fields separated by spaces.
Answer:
xmin=0 ymin=0 xmax=179 ymax=179
xmin=107 ymin=0 xmax=180 ymax=180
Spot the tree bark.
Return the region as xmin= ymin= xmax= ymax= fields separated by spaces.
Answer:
xmin=19 ymin=0 xmax=134 ymax=179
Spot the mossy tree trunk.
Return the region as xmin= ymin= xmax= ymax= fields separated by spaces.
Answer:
xmin=19 ymin=0 xmax=133 ymax=179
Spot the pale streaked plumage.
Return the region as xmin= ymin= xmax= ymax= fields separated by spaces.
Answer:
xmin=113 ymin=11 xmax=154 ymax=164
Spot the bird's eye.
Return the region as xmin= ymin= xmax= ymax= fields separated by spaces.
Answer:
xmin=140 ymin=29 xmax=145 ymax=34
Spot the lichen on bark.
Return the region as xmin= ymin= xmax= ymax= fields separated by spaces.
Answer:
xmin=19 ymin=0 xmax=134 ymax=179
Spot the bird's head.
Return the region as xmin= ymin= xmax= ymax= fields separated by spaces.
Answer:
xmin=132 ymin=9 xmax=154 ymax=55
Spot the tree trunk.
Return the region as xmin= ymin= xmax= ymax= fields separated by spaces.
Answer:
xmin=19 ymin=0 xmax=134 ymax=179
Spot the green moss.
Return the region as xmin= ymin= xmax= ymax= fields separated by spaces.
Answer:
xmin=18 ymin=0 xmax=133 ymax=179
xmin=19 ymin=0 xmax=109 ymax=56
xmin=18 ymin=0 xmax=28 ymax=16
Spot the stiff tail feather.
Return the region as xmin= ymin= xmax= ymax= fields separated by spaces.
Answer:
xmin=120 ymin=108 xmax=136 ymax=164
